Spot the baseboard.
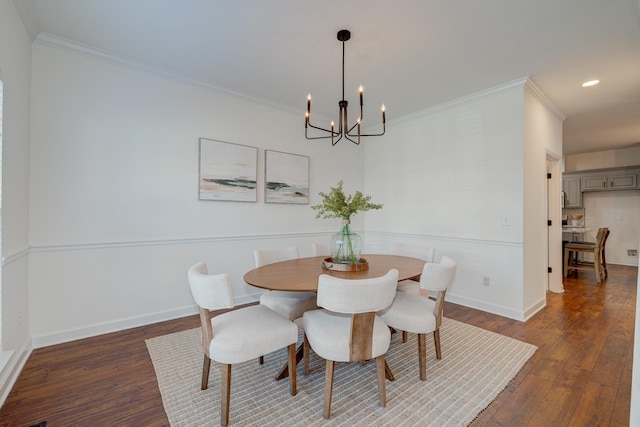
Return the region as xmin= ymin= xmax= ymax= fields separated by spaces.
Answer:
xmin=0 ymin=340 xmax=33 ymax=408
xmin=31 ymin=306 xmax=196 ymax=348
xmin=30 ymin=293 xmax=262 ymax=348
xmin=446 ymin=293 xmax=526 ymax=321
xmin=523 ymin=297 xmax=547 ymax=321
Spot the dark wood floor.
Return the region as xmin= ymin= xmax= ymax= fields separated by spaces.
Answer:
xmin=0 ymin=264 xmax=636 ymax=426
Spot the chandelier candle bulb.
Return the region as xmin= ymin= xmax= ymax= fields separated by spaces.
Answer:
xmin=382 ymin=104 xmax=386 ymax=123
xmin=331 ymin=121 xmax=335 ymax=145
xmin=359 ymin=85 xmax=363 ymax=106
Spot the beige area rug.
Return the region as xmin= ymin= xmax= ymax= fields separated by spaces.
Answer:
xmin=146 ymin=317 xmax=536 ymax=426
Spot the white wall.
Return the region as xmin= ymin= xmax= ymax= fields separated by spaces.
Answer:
xmin=564 ymin=146 xmax=640 ymax=172
xmin=363 ymin=80 xmax=530 ymax=320
xmin=28 ymin=43 xmax=365 ymax=346
xmin=0 ymin=0 xmax=33 ymax=405
xmin=582 ymin=191 xmax=640 ymax=267
xmin=523 ymin=84 xmax=564 ymax=301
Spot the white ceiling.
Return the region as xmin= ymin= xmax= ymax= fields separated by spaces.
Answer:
xmin=14 ymin=0 xmax=640 ymax=155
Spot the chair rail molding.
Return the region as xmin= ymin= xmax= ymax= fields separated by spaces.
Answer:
xmin=28 ymin=231 xmax=331 ymax=253
xmin=1 ymin=247 xmax=29 ymax=266
xmin=365 ymin=230 xmax=524 ymax=248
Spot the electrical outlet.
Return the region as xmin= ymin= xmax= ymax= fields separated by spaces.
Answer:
xmin=483 ymin=276 xmax=490 ymax=286
xmin=628 ymin=249 xmax=638 ymax=257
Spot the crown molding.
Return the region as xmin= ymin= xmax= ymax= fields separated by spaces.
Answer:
xmin=32 ymin=32 xmax=302 ymax=116
xmin=391 ymin=77 xmax=530 ymax=125
xmin=524 ymin=78 xmax=566 ymax=121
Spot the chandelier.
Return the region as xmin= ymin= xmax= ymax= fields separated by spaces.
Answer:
xmin=305 ymin=29 xmax=386 ymax=146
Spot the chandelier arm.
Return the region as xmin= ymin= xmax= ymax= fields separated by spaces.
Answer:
xmin=344 ymin=134 xmax=361 ymax=145
xmin=348 ymin=129 xmax=386 ymax=137
xmin=305 ymin=133 xmax=336 ymax=140
xmin=346 ymin=121 xmax=385 ymax=137
xmin=346 ymin=121 xmax=359 ymax=134
xmin=306 ymin=120 xmax=342 ymax=141
xmin=307 ymin=122 xmax=333 ymax=134
xmin=355 ymin=131 xmax=386 ymax=137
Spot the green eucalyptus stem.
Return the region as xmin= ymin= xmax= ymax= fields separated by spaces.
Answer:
xmin=337 ymin=218 xmax=356 ymax=264
xmin=311 ymin=180 xmax=383 ymax=220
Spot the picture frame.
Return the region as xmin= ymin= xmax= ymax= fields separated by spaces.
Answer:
xmin=199 ymin=138 xmax=258 ymax=202
xmin=264 ymin=150 xmax=309 ymax=204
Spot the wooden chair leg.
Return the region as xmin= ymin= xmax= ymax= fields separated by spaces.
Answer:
xmin=287 ymin=344 xmax=297 ymax=396
xmin=303 ymin=334 xmax=310 ymax=375
xmin=595 ymin=250 xmax=603 ymax=282
xmin=433 ymin=329 xmax=442 ymax=359
xmin=384 ymin=359 xmax=395 ymax=381
xmin=376 ymin=356 xmax=387 ymax=407
xmin=402 ymin=331 xmax=408 ymax=343
xmin=201 ymin=354 xmax=211 ymax=390
xmin=563 ymin=247 xmax=570 ymax=278
xmin=221 ymin=364 xmax=232 ymax=426
xmin=323 ymin=360 xmax=335 ymax=419
xmin=418 ymin=333 xmax=427 ymax=381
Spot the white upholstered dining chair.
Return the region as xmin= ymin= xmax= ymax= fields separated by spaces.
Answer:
xmin=379 ymin=256 xmax=457 ymax=381
xmin=391 ymin=242 xmax=435 ymax=294
xmin=302 ymin=269 xmax=399 ymax=419
xmin=187 ymin=261 xmax=298 ymax=426
xmin=390 ymin=243 xmax=436 ymax=342
xmin=255 ymin=246 xmax=318 ymax=321
xmin=311 ymin=242 xmax=330 ymax=257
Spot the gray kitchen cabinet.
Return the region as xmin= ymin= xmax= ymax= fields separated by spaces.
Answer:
xmin=582 ymin=173 xmax=637 ymax=192
xmin=608 ymin=174 xmax=637 ymax=190
xmin=564 ymin=166 xmax=639 ymax=201
xmin=581 ymin=176 xmax=607 ymax=191
xmin=563 ymin=177 xmax=582 ymax=207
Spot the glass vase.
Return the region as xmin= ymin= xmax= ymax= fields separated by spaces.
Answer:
xmin=330 ymin=218 xmax=362 ymax=264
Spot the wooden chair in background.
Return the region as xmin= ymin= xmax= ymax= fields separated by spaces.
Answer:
xmin=255 ymin=246 xmax=318 ymax=321
xmin=311 ymin=242 xmax=330 ymax=257
xmin=564 ymin=227 xmax=609 ymax=282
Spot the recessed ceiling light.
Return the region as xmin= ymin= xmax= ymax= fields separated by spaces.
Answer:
xmin=582 ymin=79 xmax=600 ymax=87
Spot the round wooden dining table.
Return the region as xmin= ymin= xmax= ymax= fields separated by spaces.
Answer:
xmin=244 ymin=254 xmax=425 ymax=381
xmin=243 ymin=254 xmax=426 ymax=291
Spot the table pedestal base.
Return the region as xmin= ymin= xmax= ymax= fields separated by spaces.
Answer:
xmin=275 ymin=345 xmax=395 ymax=381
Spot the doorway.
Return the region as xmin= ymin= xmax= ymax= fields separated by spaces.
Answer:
xmin=546 ymin=152 xmax=564 ymax=293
